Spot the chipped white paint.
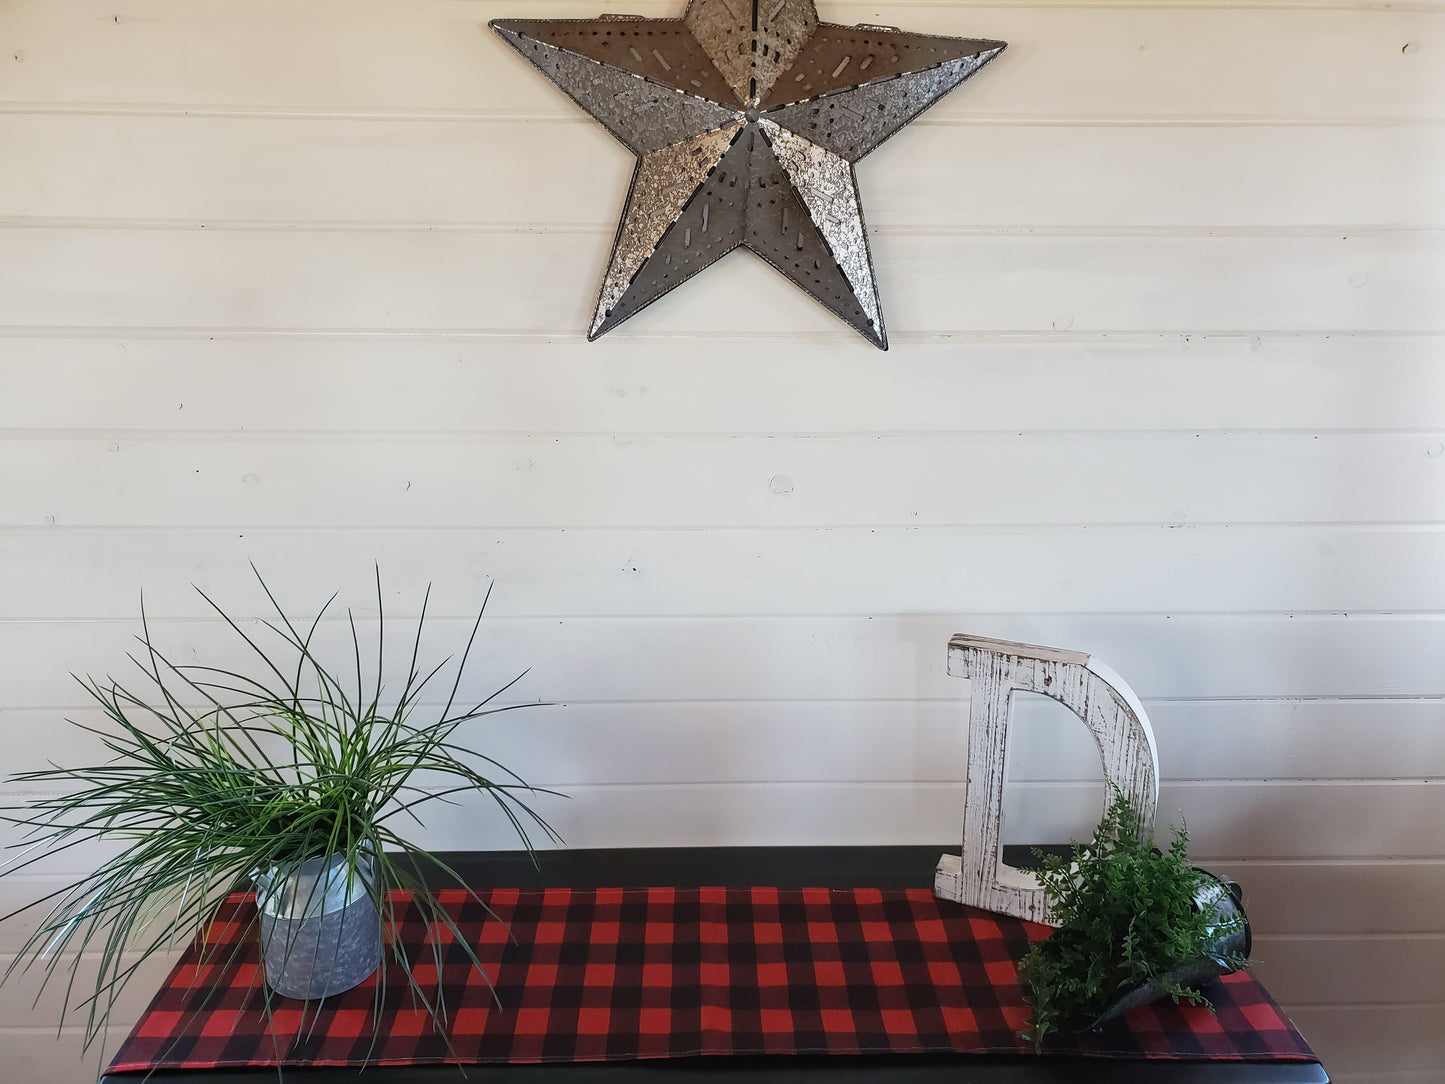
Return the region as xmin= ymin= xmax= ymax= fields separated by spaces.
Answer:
xmin=935 ymin=634 xmax=1159 ymax=925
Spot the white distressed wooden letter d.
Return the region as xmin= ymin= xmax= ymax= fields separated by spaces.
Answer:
xmin=934 ymin=634 xmax=1160 ymax=925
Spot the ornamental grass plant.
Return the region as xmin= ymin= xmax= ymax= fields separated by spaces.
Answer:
xmin=1018 ymin=790 xmax=1248 ymax=1049
xmin=0 ymin=567 xmax=561 ymax=1059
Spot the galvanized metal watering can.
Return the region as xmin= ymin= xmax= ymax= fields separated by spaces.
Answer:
xmin=254 ymin=853 xmax=381 ymax=1000
xmin=1089 ymin=870 xmax=1252 ymax=1029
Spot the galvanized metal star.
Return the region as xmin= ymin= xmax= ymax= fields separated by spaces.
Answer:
xmin=491 ymin=1 xmax=1005 ymax=349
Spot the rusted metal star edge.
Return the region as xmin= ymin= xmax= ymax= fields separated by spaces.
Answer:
xmin=491 ymin=0 xmax=1005 ymax=349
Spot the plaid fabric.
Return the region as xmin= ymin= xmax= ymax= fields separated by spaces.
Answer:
xmin=108 ymin=887 xmax=1318 ymax=1072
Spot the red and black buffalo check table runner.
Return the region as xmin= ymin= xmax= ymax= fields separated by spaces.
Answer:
xmin=108 ymin=886 xmax=1318 ymax=1072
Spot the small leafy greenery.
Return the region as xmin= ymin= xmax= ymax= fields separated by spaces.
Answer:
xmin=1018 ymin=790 xmax=1244 ymax=1048
xmin=0 ymin=567 xmax=562 ymax=1060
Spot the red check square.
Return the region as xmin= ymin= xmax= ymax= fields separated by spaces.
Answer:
xmin=513 ymin=1007 xmax=553 ymax=1036
xmin=526 ymin=963 xmax=559 ymax=987
xmin=700 ymin=961 xmax=732 ymax=986
xmin=760 ymin=1007 xmax=794 ymax=1034
xmin=913 ymin=918 xmax=948 ymax=942
xmin=533 ymin=921 xmax=567 ymax=945
xmin=1244 ymin=1002 xmax=1285 ymax=1030
xmin=985 ymin=959 xmax=1017 ymax=984
xmin=756 ymin=961 xmax=790 ymax=987
xmin=753 ymin=921 xmax=784 ymax=944
xmin=583 ymin=962 xmax=616 ymax=987
xmin=135 ymin=1011 xmax=183 ymax=1038
xmin=940 ymin=1005 xmax=977 ymax=1033
xmin=577 ymin=1007 xmax=611 ymax=1035
xmin=881 ymin=1009 xmax=918 ymax=1035
xmin=870 ymin=959 xmax=904 ymax=986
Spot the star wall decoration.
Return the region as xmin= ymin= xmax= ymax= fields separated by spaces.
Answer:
xmin=491 ymin=2 xmax=1005 ymax=349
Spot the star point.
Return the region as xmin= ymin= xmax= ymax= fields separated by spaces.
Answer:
xmin=491 ymin=1 xmax=1005 ymax=347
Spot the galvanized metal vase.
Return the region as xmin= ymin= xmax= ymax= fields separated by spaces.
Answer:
xmin=254 ymin=852 xmax=381 ymax=1000
xmin=1089 ymin=870 xmax=1252 ymax=1029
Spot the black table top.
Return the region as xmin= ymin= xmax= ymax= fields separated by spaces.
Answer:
xmin=99 ymin=846 xmax=1328 ymax=1084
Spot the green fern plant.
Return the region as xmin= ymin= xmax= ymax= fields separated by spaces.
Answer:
xmin=1018 ymin=790 xmax=1246 ymax=1048
xmin=0 ymin=567 xmax=562 ymax=1060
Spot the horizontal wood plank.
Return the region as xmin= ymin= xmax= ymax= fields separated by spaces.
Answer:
xmin=4 ymin=116 xmax=1441 ymax=229
xmin=0 ymin=953 xmax=173 ymax=1036
xmin=1 ymin=2 xmax=1440 ymax=122
xmin=4 ymin=614 xmax=1444 ymax=708
xmin=0 ymin=228 xmax=1439 ymax=334
xmin=994 ymin=781 xmax=1445 ymax=862
xmin=3 ymin=525 xmax=1444 ymax=617
xmin=0 ymin=1027 xmax=126 ymax=1084
xmin=3 ymin=335 xmax=1445 ymax=434
xmin=1168 ymin=860 xmax=1445 ymax=936
xmin=1251 ymin=935 xmax=1445 ymax=1005
xmin=5 ymin=433 xmax=1444 ymax=529
xmin=4 ymin=695 xmax=1442 ymax=789
xmin=3 ymin=780 xmax=1440 ymax=868
xmin=1287 ymin=1004 xmax=1445 ymax=1077
xmin=371 ymin=779 xmax=1445 ymax=860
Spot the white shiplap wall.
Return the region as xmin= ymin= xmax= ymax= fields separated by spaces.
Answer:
xmin=2 ymin=0 xmax=1443 ymax=1079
